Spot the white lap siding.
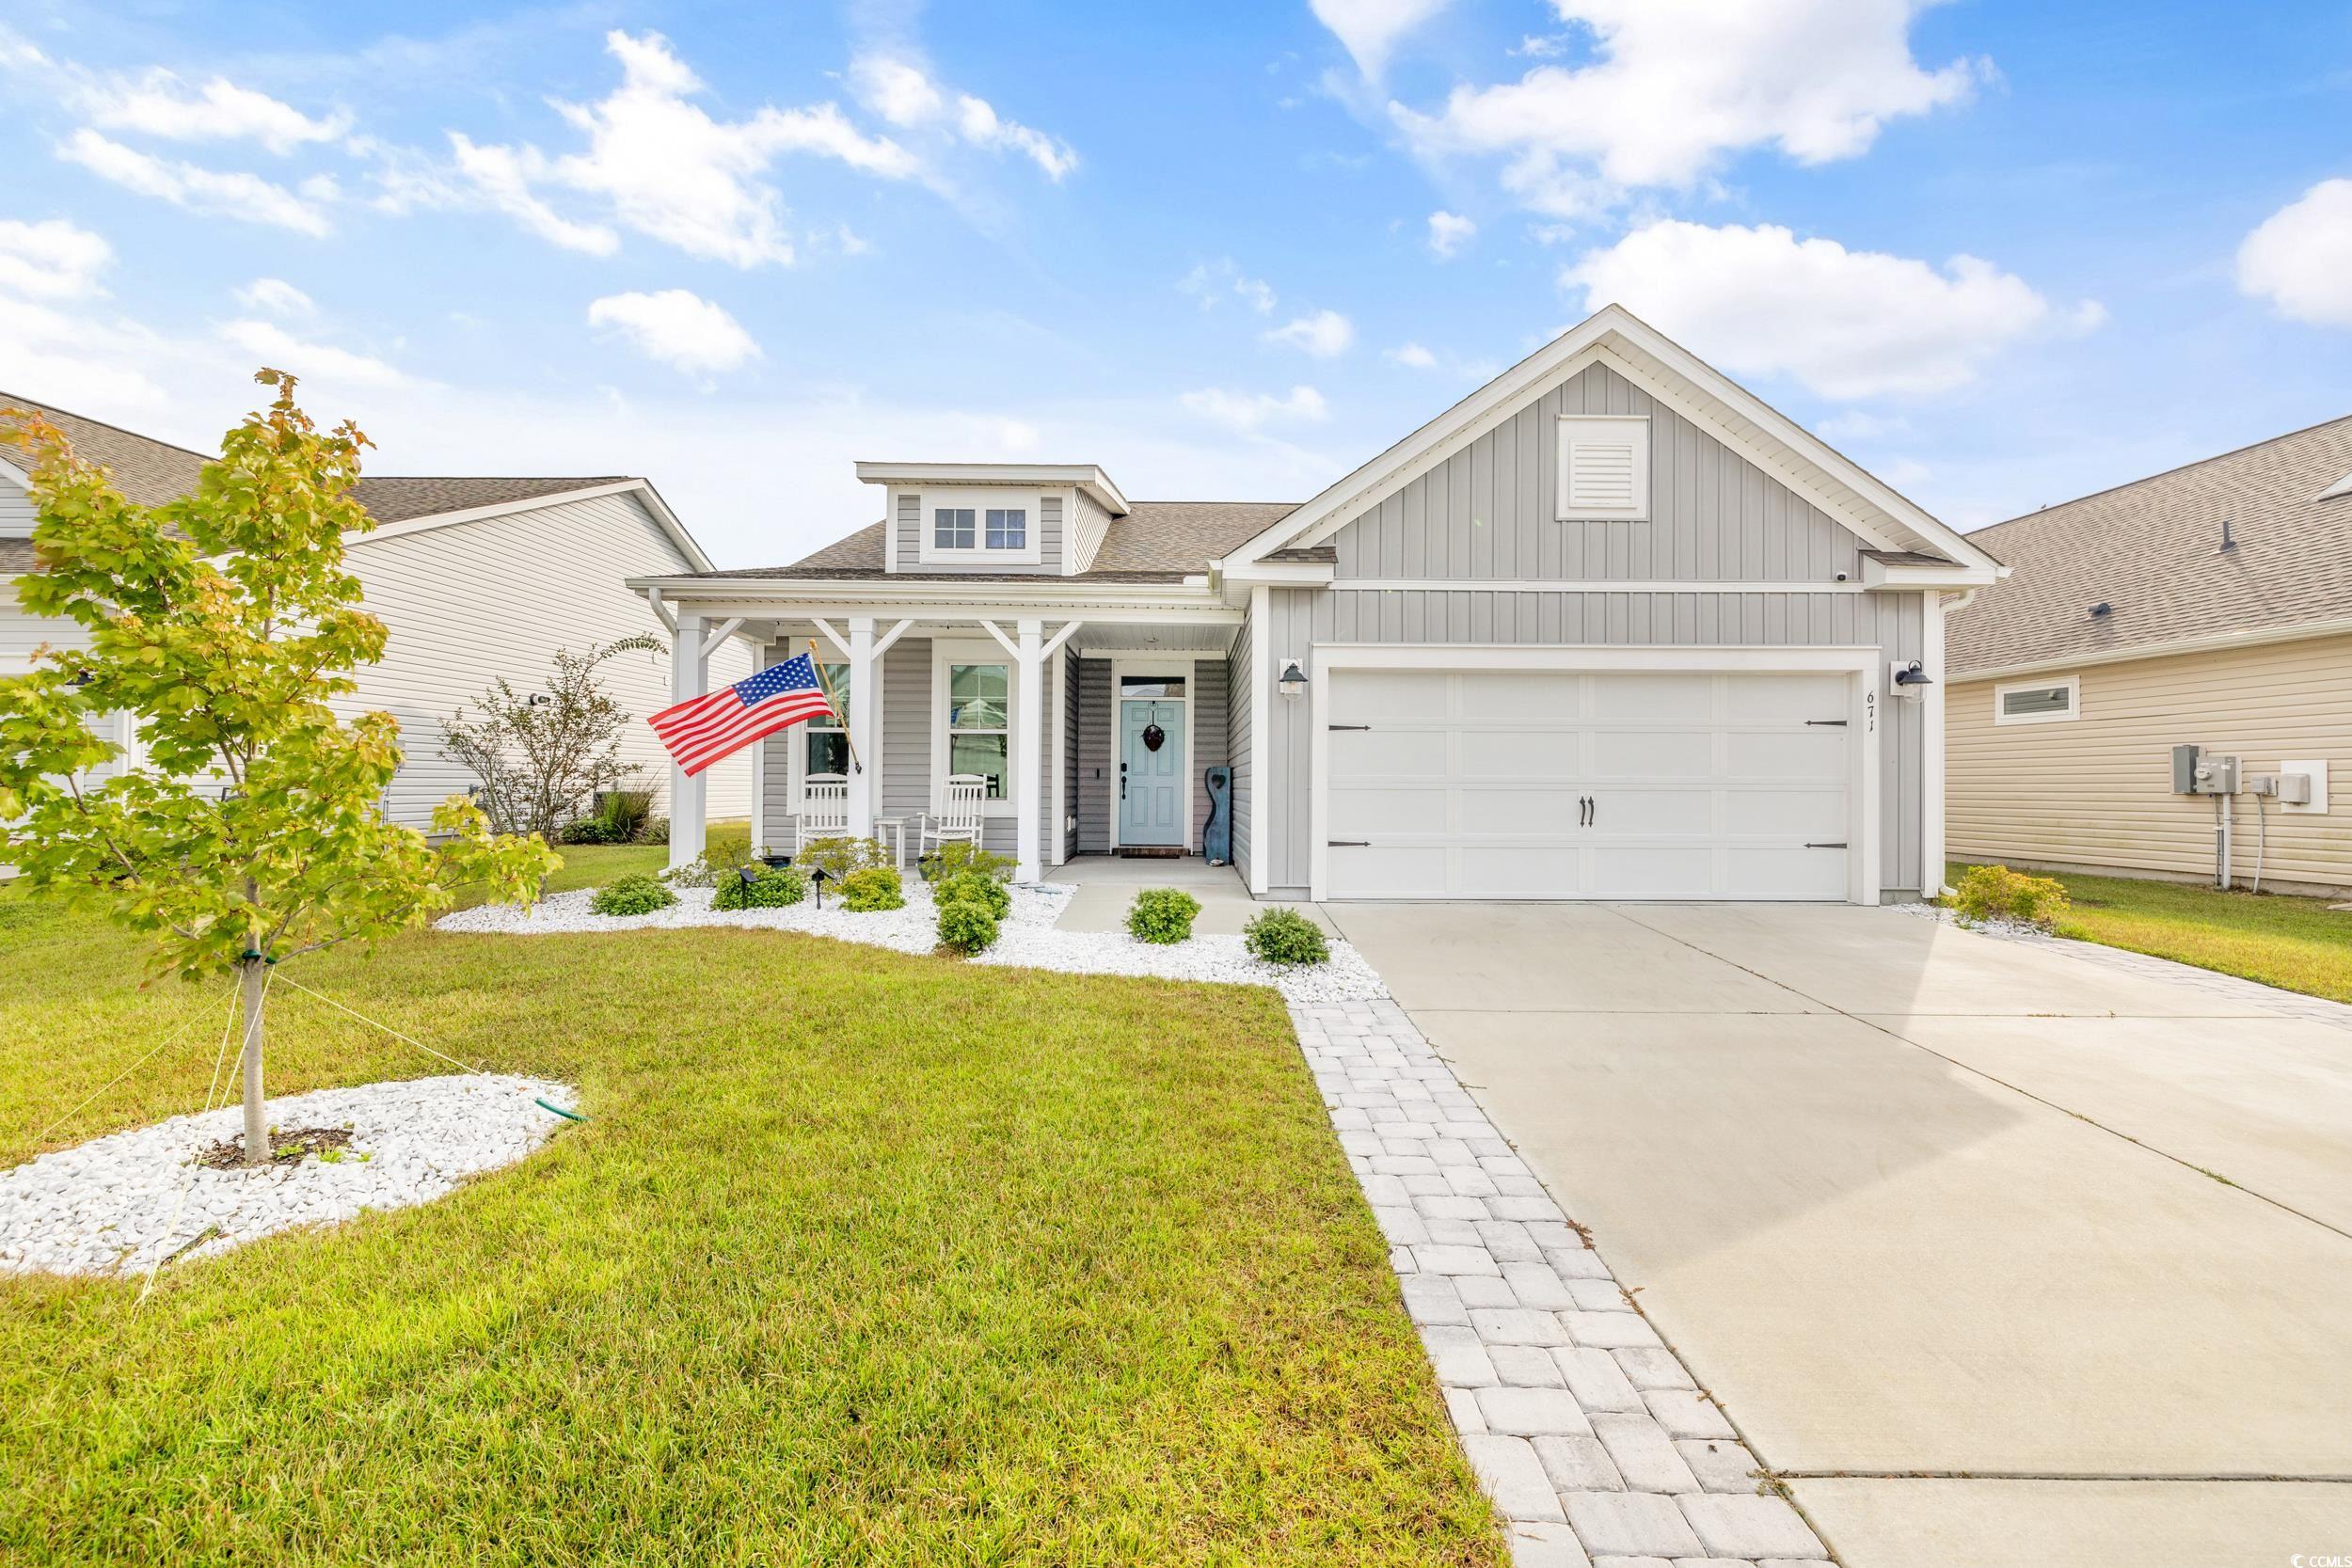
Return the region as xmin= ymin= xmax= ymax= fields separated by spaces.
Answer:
xmin=340 ymin=491 xmax=750 ymax=830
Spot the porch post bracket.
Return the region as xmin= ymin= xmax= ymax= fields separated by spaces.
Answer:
xmin=974 ymin=618 xmax=1022 ymax=659
xmin=1040 ymin=620 xmax=1084 ymax=659
xmin=698 ymin=617 xmax=745 ymax=658
xmin=809 ymin=617 xmax=852 ymax=658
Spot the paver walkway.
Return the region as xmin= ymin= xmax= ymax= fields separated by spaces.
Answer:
xmin=1292 ymin=999 xmax=1832 ymax=1567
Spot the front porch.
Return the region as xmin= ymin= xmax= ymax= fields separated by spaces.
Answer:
xmin=638 ymin=581 xmax=1248 ymax=884
xmin=1047 ymin=855 xmax=1336 ymax=935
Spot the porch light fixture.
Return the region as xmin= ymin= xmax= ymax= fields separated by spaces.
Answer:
xmin=1889 ymin=659 xmax=1933 ymax=700
xmin=1278 ymin=657 xmax=1308 ymax=699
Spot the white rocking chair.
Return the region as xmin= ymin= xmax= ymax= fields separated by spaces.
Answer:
xmin=795 ymin=773 xmax=850 ymax=856
xmin=917 ymin=773 xmax=987 ymax=861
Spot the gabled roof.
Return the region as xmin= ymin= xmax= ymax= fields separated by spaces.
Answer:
xmin=1946 ymin=413 xmax=2352 ymax=677
xmin=1216 ymin=304 xmax=2001 ymax=580
xmin=0 ymin=394 xmax=708 ymax=571
xmin=692 ymin=501 xmax=1298 ymax=584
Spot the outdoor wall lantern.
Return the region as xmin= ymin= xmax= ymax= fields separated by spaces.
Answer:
xmin=1889 ymin=659 xmax=1934 ymax=700
xmin=1278 ymin=657 xmax=1309 ymax=699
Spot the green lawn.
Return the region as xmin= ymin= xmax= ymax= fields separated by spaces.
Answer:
xmin=1949 ymin=861 xmax=2352 ymax=1005
xmin=0 ymin=847 xmax=1497 ymax=1565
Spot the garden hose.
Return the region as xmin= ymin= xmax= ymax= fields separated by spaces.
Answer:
xmin=534 ymin=1098 xmax=589 ymax=1122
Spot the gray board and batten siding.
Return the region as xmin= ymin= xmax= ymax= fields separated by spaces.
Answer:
xmin=1251 ymin=357 xmax=1927 ymax=899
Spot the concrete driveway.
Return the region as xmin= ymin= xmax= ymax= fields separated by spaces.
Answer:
xmin=1325 ymin=901 xmax=2352 ymax=1567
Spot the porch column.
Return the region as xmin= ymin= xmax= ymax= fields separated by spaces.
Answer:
xmin=668 ymin=611 xmax=708 ymax=870
xmin=847 ymin=615 xmax=877 ymax=841
xmin=1014 ymin=618 xmax=1043 ymax=883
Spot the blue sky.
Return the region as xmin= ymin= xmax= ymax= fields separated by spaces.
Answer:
xmin=2 ymin=0 xmax=2348 ymax=567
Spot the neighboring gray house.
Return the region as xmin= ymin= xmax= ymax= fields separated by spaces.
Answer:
xmin=2 ymin=396 xmax=752 ymax=830
xmin=633 ymin=305 xmax=2000 ymax=903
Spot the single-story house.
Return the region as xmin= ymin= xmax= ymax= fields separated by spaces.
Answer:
xmin=633 ymin=304 xmax=2001 ymax=903
xmin=1 ymin=395 xmax=751 ymax=830
xmin=1946 ymin=415 xmax=2352 ymax=896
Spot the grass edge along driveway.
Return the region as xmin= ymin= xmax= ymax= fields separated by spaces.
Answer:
xmin=1949 ymin=860 xmax=2352 ymax=1005
xmin=0 ymin=856 xmax=1501 ymax=1566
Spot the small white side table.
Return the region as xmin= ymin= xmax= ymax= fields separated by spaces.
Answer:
xmin=872 ymin=816 xmax=909 ymax=868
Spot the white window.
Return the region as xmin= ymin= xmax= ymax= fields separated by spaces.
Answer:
xmin=797 ymin=660 xmax=850 ymax=796
xmin=930 ymin=640 xmax=1017 ymax=813
xmin=914 ymin=488 xmax=1045 ymax=565
xmin=1557 ymin=416 xmax=1650 ymax=521
xmin=1994 ymin=675 xmax=2078 ymax=725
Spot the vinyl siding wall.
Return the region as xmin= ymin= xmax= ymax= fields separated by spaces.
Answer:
xmin=1226 ymin=612 xmax=1253 ymax=881
xmin=4 ymin=495 xmax=744 ymax=832
xmin=1947 ymin=632 xmax=2352 ymax=895
xmin=0 ymin=475 xmax=33 ymax=534
xmin=340 ymin=491 xmax=751 ymax=829
xmin=1334 ymin=360 xmax=1865 ymax=584
xmin=891 ymin=487 xmax=1069 ymax=576
xmin=1067 ymin=654 xmax=1229 ymax=855
xmin=1067 ymin=492 xmax=1114 ymax=575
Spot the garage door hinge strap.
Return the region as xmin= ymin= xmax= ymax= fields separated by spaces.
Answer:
xmin=1804 ymin=841 xmax=1849 ymax=849
xmin=1327 ymin=723 xmax=1371 ymax=731
xmin=1327 ymin=840 xmax=1369 ymax=847
xmin=1805 ymin=719 xmax=1849 ymax=726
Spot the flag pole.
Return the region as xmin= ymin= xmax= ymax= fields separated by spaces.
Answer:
xmin=807 ymin=640 xmax=862 ymax=774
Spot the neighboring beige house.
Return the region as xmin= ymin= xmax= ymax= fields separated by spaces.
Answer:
xmin=1 ymin=396 xmax=751 ymax=832
xmin=1946 ymin=416 xmax=2352 ymax=895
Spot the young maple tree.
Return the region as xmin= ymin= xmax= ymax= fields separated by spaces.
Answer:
xmin=0 ymin=371 xmax=557 ymax=1166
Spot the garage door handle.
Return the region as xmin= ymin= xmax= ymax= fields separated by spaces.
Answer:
xmin=1805 ymin=719 xmax=1849 ymax=727
xmin=1327 ymin=840 xmax=1369 ymax=847
xmin=1327 ymin=723 xmax=1371 ymax=731
xmin=1804 ymin=841 xmax=1848 ymax=849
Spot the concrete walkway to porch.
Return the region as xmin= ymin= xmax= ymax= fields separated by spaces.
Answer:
xmin=1047 ymin=855 xmax=1337 ymax=936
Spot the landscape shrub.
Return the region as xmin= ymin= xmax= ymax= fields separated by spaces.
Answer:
xmin=936 ymin=895 xmax=1000 ymax=955
xmin=1949 ymin=863 xmax=2070 ymax=931
xmin=838 ymin=864 xmax=905 ymax=911
xmin=798 ymin=836 xmax=891 ymax=881
xmin=1244 ymin=907 xmax=1329 ymax=966
xmin=558 ymin=817 xmax=618 ymax=845
xmin=1126 ymin=887 xmax=1201 ymax=945
xmin=918 ymin=843 xmax=1014 ymax=883
xmin=597 ymin=787 xmax=655 ymax=843
xmin=591 ymin=873 xmax=676 ymax=917
xmin=711 ymin=863 xmax=806 ymax=911
xmin=936 ymin=870 xmax=1010 ymax=920
xmin=661 ymin=840 xmax=758 ymax=889
xmin=638 ymin=816 xmax=669 ymax=846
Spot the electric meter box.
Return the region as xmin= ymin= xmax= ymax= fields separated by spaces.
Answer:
xmin=2171 ymin=745 xmax=2240 ymax=795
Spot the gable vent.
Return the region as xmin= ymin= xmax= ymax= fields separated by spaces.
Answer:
xmin=1557 ymin=415 xmax=1650 ymax=521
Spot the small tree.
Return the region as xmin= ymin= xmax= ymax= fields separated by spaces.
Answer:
xmin=0 ymin=372 xmax=556 ymax=1166
xmin=441 ymin=637 xmax=661 ymax=839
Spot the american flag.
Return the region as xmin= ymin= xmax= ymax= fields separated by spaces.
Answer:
xmin=648 ymin=652 xmax=837 ymax=776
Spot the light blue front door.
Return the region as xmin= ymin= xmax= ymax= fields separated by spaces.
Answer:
xmin=1120 ymin=699 xmax=1184 ymax=847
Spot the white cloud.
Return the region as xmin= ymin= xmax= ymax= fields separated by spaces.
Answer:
xmin=1393 ymin=0 xmax=1985 ymax=216
xmin=587 ymin=289 xmax=761 ymax=374
xmin=0 ymin=292 xmax=168 ymax=408
xmin=1181 ymin=385 xmax=1329 ymax=432
xmin=438 ymin=30 xmax=920 ymax=267
xmin=1180 ymin=260 xmax=1278 ymax=313
xmin=232 ymin=277 xmax=314 ymax=316
xmin=1426 ymin=210 xmax=1476 ymax=258
xmin=849 ymin=55 xmax=1077 ymax=181
xmin=1263 ymin=309 xmax=1356 ymax=357
xmin=2235 ymin=179 xmax=2352 ymax=328
xmin=1814 ymin=409 xmax=1909 ymax=441
xmin=0 ymin=219 xmax=112 ymax=300
xmin=1310 ymin=0 xmax=1454 ymax=78
xmin=72 ymin=68 xmax=351 ymax=154
xmin=1510 ymin=34 xmax=1569 ymax=57
xmin=1562 ymin=219 xmax=2102 ymax=399
xmin=216 ymin=319 xmax=414 ymax=387
xmin=1386 ymin=341 xmax=1439 ymax=368
xmin=59 ymin=130 xmax=334 ymax=236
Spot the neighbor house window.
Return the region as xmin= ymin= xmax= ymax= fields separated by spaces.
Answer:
xmin=1994 ymin=675 xmax=2078 ymax=725
xmin=984 ymin=508 xmax=1026 ymax=549
xmin=804 ymin=662 xmax=850 ymax=779
xmin=934 ymin=508 xmax=977 ymax=549
xmin=946 ymin=663 xmax=1009 ymax=798
xmin=1557 ymin=416 xmax=1651 ymax=521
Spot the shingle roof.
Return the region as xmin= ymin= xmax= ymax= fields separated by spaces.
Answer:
xmin=691 ymin=500 xmax=1301 ymax=583
xmin=1 ymin=394 xmax=629 ymax=550
xmin=1946 ymin=415 xmax=2352 ymax=676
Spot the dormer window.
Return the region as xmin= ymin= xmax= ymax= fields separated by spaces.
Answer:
xmin=907 ymin=487 xmax=1045 ymax=566
xmin=934 ymin=508 xmax=976 ymax=548
xmin=985 ymin=508 xmax=1026 ymax=549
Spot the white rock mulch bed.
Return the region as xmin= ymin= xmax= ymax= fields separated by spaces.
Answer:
xmin=1 ymin=1074 xmax=575 ymax=1278
xmin=436 ymin=879 xmax=1387 ymax=1004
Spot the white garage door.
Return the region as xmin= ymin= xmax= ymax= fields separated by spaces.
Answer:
xmin=1323 ymin=668 xmax=1856 ymax=900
